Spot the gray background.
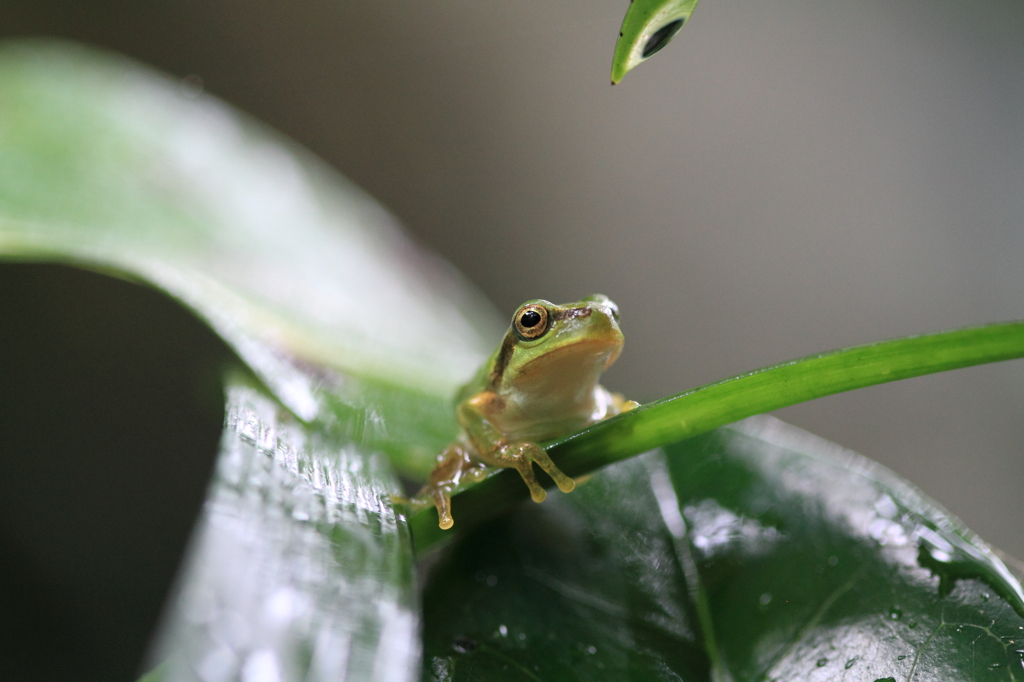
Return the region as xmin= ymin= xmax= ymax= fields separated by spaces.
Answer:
xmin=7 ymin=0 xmax=1023 ymax=557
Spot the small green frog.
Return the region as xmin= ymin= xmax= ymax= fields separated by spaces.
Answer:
xmin=416 ymin=294 xmax=636 ymax=529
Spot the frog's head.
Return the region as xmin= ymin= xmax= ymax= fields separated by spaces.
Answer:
xmin=489 ymin=294 xmax=624 ymax=393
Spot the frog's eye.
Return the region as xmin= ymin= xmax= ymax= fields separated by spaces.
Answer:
xmin=514 ymin=304 xmax=550 ymax=340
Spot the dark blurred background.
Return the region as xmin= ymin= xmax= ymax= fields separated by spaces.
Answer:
xmin=0 ymin=265 xmax=229 ymax=680
xmin=4 ymin=0 xmax=1023 ymax=562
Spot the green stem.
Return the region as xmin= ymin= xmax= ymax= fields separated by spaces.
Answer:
xmin=411 ymin=321 xmax=1024 ymax=551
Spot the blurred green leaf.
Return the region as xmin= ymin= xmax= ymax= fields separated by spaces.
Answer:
xmin=0 ymin=39 xmax=499 ymax=681
xmin=149 ymin=374 xmax=420 ymax=680
xmin=422 ymin=417 xmax=1024 ymax=681
xmin=0 ymin=38 xmax=502 ymax=476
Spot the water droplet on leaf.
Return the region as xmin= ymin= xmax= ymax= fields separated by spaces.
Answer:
xmin=452 ymin=636 xmax=478 ymax=654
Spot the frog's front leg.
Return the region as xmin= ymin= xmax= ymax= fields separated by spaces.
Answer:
xmin=414 ymin=442 xmax=489 ymax=529
xmin=481 ymin=440 xmax=575 ymax=502
xmin=422 ymin=443 xmax=466 ymax=530
xmin=459 ymin=392 xmax=576 ymax=503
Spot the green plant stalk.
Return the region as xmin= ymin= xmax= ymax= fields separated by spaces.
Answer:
xmin=411 ymin=321 xmax=1024 ymax=550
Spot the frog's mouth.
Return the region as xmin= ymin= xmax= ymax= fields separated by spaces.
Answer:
xmin=519 ymin=329 xmax=624 ymax=389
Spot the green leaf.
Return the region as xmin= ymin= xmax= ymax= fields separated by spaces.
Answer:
xmin=422 ymin=453 xmax=711 ymax=681
xmin=666 ymin=418 xmax=1024 ymax=680
xmin=0 ymin=38 xmax=501 ymax=476
xmin=611 ymin=0 xmax=701 ymax=84
xmin=411 ymin=321 xmax=1024 ymax=551
xmin=0 ymin=39 xmax=499 ymax=680
xmin=149 ymin=373 xmax=421 ymax=680
xmin=421 ymin=417 xmax=1024 ymax=681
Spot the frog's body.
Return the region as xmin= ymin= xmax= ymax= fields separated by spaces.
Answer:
xmin=417 ymin=294 xmax=635 ymax=529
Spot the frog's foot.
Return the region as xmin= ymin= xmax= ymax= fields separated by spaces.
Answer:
xmin=417 ymin=443 xmax=476 ymax=530
xmin=528 ymin=446 xmax=576 ymax=494
xmin=430 ymin=488 xmax=454 ymax=530
xmin=494 ymin=442 xmax=575 ymax=503
xmin=409 ymin=483 xmax=457 ymax=530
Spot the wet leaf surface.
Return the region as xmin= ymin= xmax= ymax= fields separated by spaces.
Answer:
xmin=422 ymin=416 xmax=1024 ymax=681
xmin=421 ymin=454 xmax=710 ymax=681
xmin=667 ymin=417 xmax=1024 ymax=681
xmin=150 ymin=378 xmax=420 ymax=681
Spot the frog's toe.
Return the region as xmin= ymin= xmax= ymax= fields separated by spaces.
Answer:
xmin=521 ymin=470 xmax=548 ymax=503
xmin=527 ymin=447 xmax=576 ymax=495
xmin=431 ymin=490 xmax=455 ymax=530
xmin=543 ymin=466 xmax=576 ymax=494
xmin=510 ymin=458 xmax=548 ymax=502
